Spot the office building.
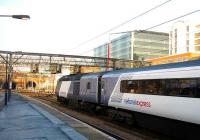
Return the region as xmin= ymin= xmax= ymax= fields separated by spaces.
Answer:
xmin=94 ymin=30 xmax=169 ymax=60
xmin=169 ymin=21 xmax=200 ymax=55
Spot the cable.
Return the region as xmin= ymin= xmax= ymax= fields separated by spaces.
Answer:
xmin=67 ymin=0 xmax=172 ymax=53
xmin=144 ymin=9 xmax=200 ymax=31
xmin=80 ymin=9 xmax=200 ymax=56
xmin=110 ymin=9 xmax=200 ymax=45
xmin=81 ymin=32 xmax=168 ymax=56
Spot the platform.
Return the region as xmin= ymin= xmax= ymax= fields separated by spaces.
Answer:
xmin=0 ymin=93 xmax=88 ymax=140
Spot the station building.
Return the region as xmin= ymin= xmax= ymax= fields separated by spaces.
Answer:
xmin=94 ymin=30 xmax=169 ymax=60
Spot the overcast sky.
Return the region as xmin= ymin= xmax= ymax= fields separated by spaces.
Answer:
xmin=0 ymin=0 xmax=199 ymax=56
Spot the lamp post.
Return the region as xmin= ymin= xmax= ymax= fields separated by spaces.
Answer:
xmin=0 ymin=14 xmax=30 ymax=105
xmin=106 ymin=36 xmax=111 ymax=71
xmin=0 ymin=15 xmax=30 ymax=20
xmin=7 ymin=53 xmax=13 ymax=102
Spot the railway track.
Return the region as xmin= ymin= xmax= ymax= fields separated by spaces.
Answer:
xmin=23 ymin=93 xmax=172 ymax=140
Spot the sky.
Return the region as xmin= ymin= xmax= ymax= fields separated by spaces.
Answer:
xmin=0 ymin=0 xmax=199 ymax=56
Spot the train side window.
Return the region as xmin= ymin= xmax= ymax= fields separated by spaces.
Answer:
xmin=165 ymin=79 xmax=198 ymax=97
xmin=120 ymin=80 xmax=138 ymax=93
xmin=179 ymin=79 xmax=196 ymax=97
xmin=87 ymin=82 xmax=91 ymax=90
xmin=166 ymin=79 xmax=180 ymax=96
xmin=144 ymin=80 xmax=163 ymax=95
xmin=120 ymin=80 xmax=165 ymax=95
xmin=159 ymin=80 xmax=165 ymax=95
xmin=196 ymin=79 xmax=200 ymax=98
xmin=120 ymin=80 xmax=129 ymax=93
xmin=136 ymin=81 xmax=144 ymax=94
xmin=120 ymin=78 xmax=200 ymax=97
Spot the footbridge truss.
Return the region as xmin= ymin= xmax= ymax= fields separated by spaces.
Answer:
xmin=0 ymin=50 xmax=150 ymax=70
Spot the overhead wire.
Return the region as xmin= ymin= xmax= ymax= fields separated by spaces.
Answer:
xmin=67 ymin=0 xmax=172 ymax=53
xmin=80 ymin=9 xmax=200 ymax=56
xmin=81 ymin=36 xmax=169 ymax=58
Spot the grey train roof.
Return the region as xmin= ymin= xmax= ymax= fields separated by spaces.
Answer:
xmin=59 ymin=60 xmax=200 ymax=80
xmin=81 ymin=71 xmax=109 ymax=78
xmin=58 ymin=73 xmax=85 ymax=81
xmin=104 ymin=59 xmax=200 ymax=76
xmin=58 ymin=72 xmax=108 ymax=81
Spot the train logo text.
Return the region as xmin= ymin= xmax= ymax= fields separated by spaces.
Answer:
xmin=123 ymin=98 xmax=151 ymax=107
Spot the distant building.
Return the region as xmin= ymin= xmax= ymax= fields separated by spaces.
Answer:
xmin=94 ymin=43 xmax=108 ymax=58
xmin=169 ymin=21 xmax=200 ymax=55
xmin=94 ymin=30 xmax=169 ymax=60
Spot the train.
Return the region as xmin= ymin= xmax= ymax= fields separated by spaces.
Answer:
xmin=55 ymin=60 xmax=200 ymax=139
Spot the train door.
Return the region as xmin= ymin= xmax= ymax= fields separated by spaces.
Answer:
xmin=73 ymin=81 xmax=80 ymax=96
xmin=100 ymin=79 xmax=106 ymax=105
xmin=98 ymin=76 xmax=104 ymax=104
xmin=97 ymin=77 xmax=101 ymax=104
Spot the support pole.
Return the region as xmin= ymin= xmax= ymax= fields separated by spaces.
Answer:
xmin=8 ymin=54 xmax=13 ymax=101
xmin=106 ymin=43 xmax=110 ymax=71
xmin=4 ymin=54 xmax=8 ymax=105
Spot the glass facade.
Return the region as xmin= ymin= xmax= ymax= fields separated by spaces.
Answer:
xmin=94 ymin=30 xmax=169 ymax=60
xmin=94 ymin=43 xmax=108 ymax=58
xmin=133 ymin=31 xmax=169 ymax=60
xmin=111 ymin=32 xmax=132 ymax=59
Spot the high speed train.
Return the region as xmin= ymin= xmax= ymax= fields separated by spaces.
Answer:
xmin=56 ymin=60 xmax=200 ymax=138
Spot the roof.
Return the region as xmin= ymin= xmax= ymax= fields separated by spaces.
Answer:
xmin=104 ymin=59 xmax=200 ymax=76
xmin=59 ymin=73 xmax=86 ymax=81
xmin=81 ymin=71 xmax=109 ymax=79
xmin=59 ymin=59 xmax=200 ymax=79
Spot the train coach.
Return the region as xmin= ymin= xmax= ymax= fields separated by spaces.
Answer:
xmin=56 ymin=60 xmax=200 ymax=138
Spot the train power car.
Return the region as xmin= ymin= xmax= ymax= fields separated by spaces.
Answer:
xmin=55 ymin=74 xmax=83 ymax=103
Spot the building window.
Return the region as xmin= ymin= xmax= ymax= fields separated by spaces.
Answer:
xmin=174 ymin=29 xmax=177 ymax=54
xmin=170 ymin=50 xmax=172 ymax=55
xmin=169 ymin=31 xmax=173 ymax=39
xmin=187 ymin=47 xmax=189 ymax=52
xmin=195 ymin=46 xmax=200 ymax=51
xmin=175 ymin=29 xmax=177 ymax=38
xmin=186 ymin=40 xmax=189 ymax=51
xmin=186 ymin=25 xmax=189 ymax=32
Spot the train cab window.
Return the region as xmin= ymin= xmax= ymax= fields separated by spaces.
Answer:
xmin=87 ymin=82 xmax=91 ymax=90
